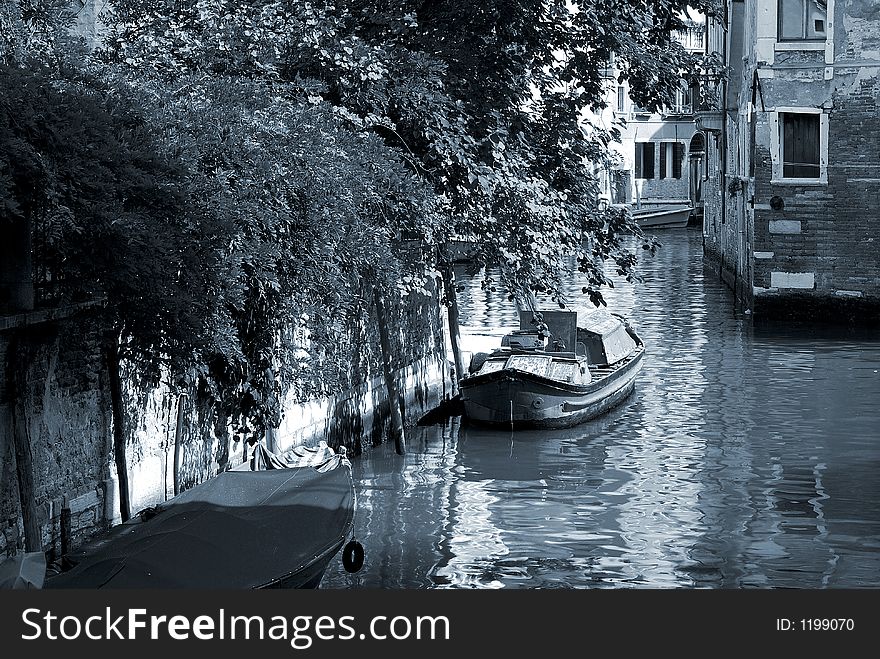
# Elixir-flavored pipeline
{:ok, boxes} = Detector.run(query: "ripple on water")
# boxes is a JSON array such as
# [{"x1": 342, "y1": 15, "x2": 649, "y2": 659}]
[{"x1": 320, "y1": 230, "x2": 880, "y2": 589}]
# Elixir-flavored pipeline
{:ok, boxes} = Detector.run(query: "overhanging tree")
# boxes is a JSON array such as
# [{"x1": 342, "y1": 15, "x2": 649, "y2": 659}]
[
  {"x1": 100, "y1": 0, "x2": 718, "y2": 349},
  {"x1": 0, "y1": 62, "x2": 225, "y2": 519},
  {"x1": 100, "y1": 0, "x2": 718, "y2": 293}
]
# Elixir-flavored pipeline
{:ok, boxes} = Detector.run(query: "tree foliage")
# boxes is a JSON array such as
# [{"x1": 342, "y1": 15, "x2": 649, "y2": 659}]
[
  {"x1": 136, "y1": 72, "x2": 438, "y2": 436},
  {"x1": 100, "y1": 0, "x2": 717, "y2": 306},
  {"x1": 0, "y1": 63, "x2": 220, "y2": 374},
  {"x1": 0, "y1": 0, "x2": 79, "y2": 66},
  {"x1": 1, "y1": 0, "x2": 719, "y2": 440}
]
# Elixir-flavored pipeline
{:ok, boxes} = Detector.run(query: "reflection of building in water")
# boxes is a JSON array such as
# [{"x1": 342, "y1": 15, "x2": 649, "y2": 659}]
[
  {"x1": 430, "y1": 479, "x2": 509, "y2": 589},
  {"x1": 739, "y1": 460, "x2": 840, "y2": 587},
  {"x1": 692, "y1": 336, "x2": 850, "y2": 588}
]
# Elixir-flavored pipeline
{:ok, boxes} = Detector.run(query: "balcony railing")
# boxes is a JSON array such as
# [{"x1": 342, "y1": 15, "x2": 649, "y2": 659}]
[{"x1": 662, "y1": 104, "x2": 694, "y2": 117}]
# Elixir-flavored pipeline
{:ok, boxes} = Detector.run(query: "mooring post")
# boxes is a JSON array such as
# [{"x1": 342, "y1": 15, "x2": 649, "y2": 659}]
[
  {"x1": 60, "y1": 496, "x2": 71, "y2": 558},
  {"x1": 438, "y1": 246, "x2": 466, "y2": 390}
]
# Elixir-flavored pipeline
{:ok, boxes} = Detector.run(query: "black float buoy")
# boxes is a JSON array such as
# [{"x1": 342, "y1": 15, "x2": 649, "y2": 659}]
[{"x1": 342, "y1": 540, "x2": 365, "y2": 573}]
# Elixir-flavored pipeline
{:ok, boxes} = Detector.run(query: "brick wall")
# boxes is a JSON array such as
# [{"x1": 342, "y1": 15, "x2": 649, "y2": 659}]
[
  {"x1": 751, "y1": 76, "x2": 880, "y2": 320},
  {"x1": 701, "y1": 122, "x2": 750, "y2": 305},
  {"x1": 703, "y1": 0, "x2": 880, "y2": 323}
]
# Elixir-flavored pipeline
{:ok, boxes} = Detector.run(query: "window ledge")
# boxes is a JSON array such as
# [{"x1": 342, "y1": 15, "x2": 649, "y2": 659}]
[
  {"x1": 775, "y1": 41, "x2": 826, "y2": 51},
  {"x1": 770, "y1": 178, "x2": 827, "y2": 186}
]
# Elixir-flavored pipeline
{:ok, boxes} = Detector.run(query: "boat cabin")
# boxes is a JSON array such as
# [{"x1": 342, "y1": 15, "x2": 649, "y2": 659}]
[
  {"x1": 517, "y1": 310, "x2": 578, "y2": 353},
  {"x1": 514, "y1": 309, "x2": 636, "y2": 366},
  {"x1": 576, "y1": 310, "x2": 637, "y2": 365}
]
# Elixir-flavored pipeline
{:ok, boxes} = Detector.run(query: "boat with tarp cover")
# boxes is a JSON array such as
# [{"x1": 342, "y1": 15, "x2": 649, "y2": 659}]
[
  {"x1": 40, "y1": 442, "x2": 362, "y2": 589},
  {"x1": 459, "y1": 309, "x2": 644, "y2": 429}
]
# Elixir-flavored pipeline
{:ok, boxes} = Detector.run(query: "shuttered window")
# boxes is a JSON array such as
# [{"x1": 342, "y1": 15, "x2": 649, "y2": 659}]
[
  {"x1": 659, "y1": 142, "x2": 684, "y2": 179},
  {"x1": 781, "y1": 112, "x2": 820, "y2": 178},
  {"x1": 635, "y1": 142, "x2": 655, "y2": 179},
  {"x1": 673, "y1": 142, "x2": 683, "y2": 179}
]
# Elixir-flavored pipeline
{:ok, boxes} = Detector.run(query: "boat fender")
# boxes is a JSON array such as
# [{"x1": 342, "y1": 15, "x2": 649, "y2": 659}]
[{"x1": 342, "y1": 540, "x2": 365, "y2": 573}]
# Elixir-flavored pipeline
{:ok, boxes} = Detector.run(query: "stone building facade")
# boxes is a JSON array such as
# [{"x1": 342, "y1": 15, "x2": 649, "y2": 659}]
[
  {"x1": 596, "y1": 12, "x2": 707, "y2": 214},
  {"x1": 700, "y1": 0, "x2": 880, "y2": 321}
]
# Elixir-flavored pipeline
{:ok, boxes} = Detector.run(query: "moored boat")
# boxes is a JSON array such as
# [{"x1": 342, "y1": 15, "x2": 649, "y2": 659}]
[
  {"x1": 43, "y1": 442, "x2": 362, "y2": 589},
  {"x1": 459, "y1": 309, "x2": 644, "y2": 429},
  {"x1": 630, "y1": 204, "x2": 693, "y2": 229}
]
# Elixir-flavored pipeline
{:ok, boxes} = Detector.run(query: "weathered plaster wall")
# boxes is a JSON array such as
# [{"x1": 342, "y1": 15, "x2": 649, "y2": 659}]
[{"x1": 0, "y1": 310, "x2": 112, "y2": 562}]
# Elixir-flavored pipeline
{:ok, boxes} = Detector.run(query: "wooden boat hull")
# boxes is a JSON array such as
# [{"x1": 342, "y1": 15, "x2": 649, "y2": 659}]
[
  {"x1": 633, "y1": 205, "x2": 692, "y2": 229},
  {"x1": 460, "y1": 348, "x2": 644, "y2": 429},
  {"x1": 265, "y1": 537, "x2": 347, "y2": 589}
]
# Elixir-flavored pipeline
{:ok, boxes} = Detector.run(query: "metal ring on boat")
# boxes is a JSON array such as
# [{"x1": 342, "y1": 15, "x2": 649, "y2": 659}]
[
  {"x1": 532, "y1": 398, "x2": 544, "y2": 409},
  {"x1": 342, "y1": 540, "x2": 365, "y2": 573}
]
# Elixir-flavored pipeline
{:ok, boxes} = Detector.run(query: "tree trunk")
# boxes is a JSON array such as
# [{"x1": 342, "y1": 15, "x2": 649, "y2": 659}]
[
  {"x1": 7, "y1": 333, "x2": 42, "y2": 552},
  {"x1": 439, "y1": 249, "x2": 466, "y2": 390},
  {"x1": 263, "y1": 367, "x2": 277, "y2": 454},
  {"x1": 173, "y1": 393, "x2": 187, "y2": 496},
  {"x1": 373, "y1": 289, "x2": 406, "y2": 455},
  {"x1": 105, "y1": 335, "x2": 131, "y2": 522}
]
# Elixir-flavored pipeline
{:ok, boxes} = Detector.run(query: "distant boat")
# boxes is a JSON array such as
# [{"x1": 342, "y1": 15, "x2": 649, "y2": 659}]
[
  {"x1": 630, "y1": 204, "x2": 693, "y2": 229},
  {"x1": 458, "y1": 309, "x2": 645, "y2": 429},
  {"x1": 44, "y1": 442, "x2": 362, "y2": 589}
]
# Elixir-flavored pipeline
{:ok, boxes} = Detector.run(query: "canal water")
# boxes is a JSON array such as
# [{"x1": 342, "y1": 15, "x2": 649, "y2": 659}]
[{"x1": 322, "y1": 227, "x2": 880, "y2": 589}]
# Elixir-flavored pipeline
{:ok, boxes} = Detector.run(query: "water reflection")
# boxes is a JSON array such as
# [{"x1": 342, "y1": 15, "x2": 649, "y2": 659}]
[{"x1": 322, "y1": 228, "x2": 880, "y2": 589}]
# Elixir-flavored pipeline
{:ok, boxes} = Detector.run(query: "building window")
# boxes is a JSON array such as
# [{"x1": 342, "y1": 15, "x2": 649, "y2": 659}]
[
  {"x1": 617, "y1": 86, "x2": 626, "y2": 113},
  {"x1": 778, "y1": 0, "x2": 827, "y2": 41},
  {"x1": 781, "y1": 112, "x2": 820, "y2": 178},
  {"x1": 771, "y1": 108, "x2": 827, "y2": 183},
  {"x1": 660, "y1": 142, "x2": 684, "y2": 179},
  {"x1": 635, "y1": 142, "x2": 655, "y2": 179}
]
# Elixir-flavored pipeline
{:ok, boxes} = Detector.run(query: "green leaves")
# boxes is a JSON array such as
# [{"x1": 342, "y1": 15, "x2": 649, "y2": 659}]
[
  {"x1": 0, "y1": 0, "x2": 80, "y2": 67},
  {"x1": 2, "y1": 0, "x2": 707, "y2": 440}
]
